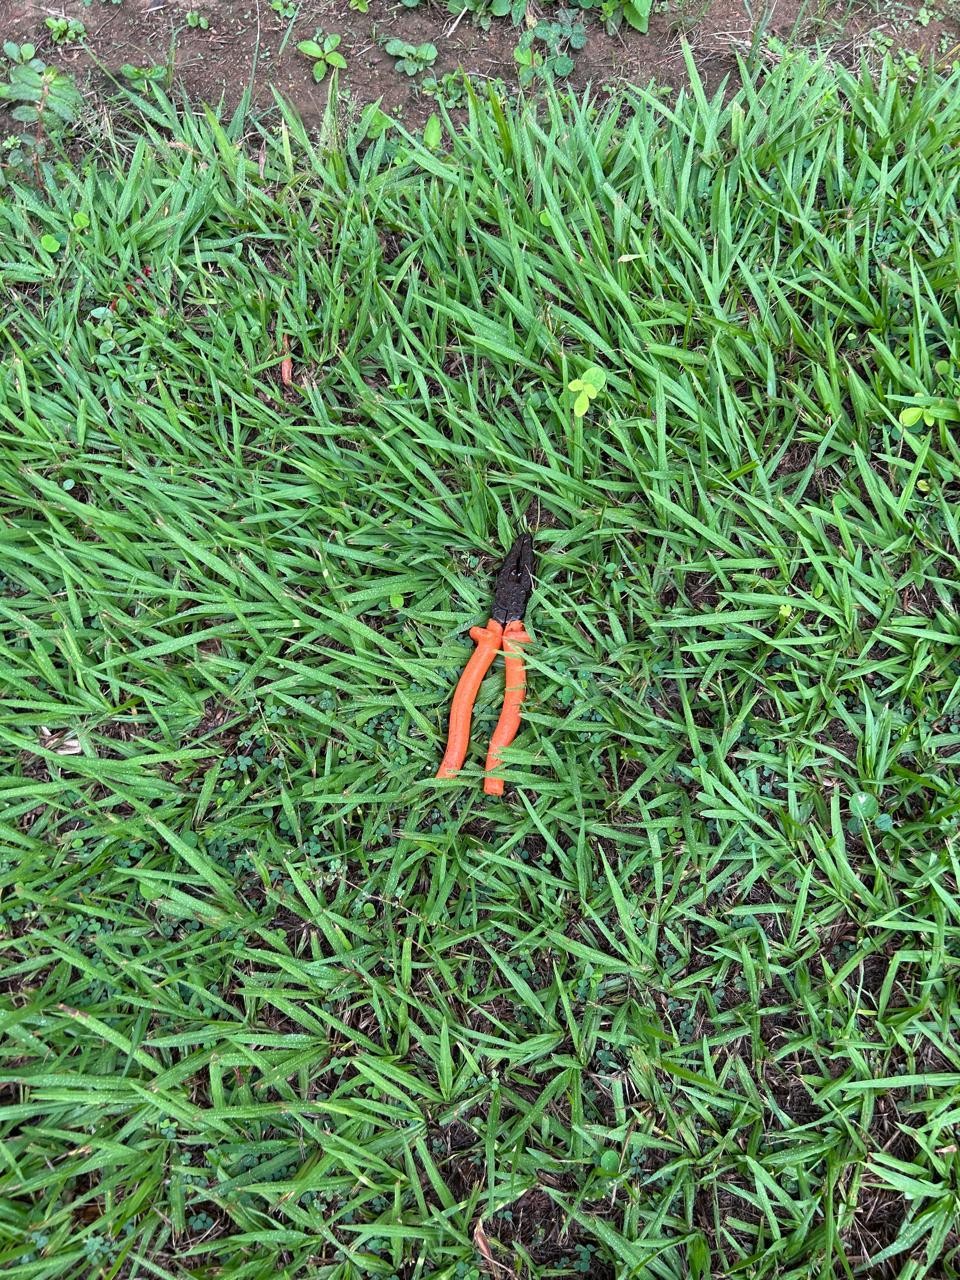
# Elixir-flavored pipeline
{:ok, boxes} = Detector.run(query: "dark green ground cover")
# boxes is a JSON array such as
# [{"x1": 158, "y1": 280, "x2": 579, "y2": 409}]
[{"x1": 2, "y1": 53, "x2": 960, "y2": 1280}]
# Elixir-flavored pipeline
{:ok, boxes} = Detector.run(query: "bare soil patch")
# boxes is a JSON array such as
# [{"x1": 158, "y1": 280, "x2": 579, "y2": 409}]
[{"x1": 5, "y1": 0, "x2": 958, "y2": 129}]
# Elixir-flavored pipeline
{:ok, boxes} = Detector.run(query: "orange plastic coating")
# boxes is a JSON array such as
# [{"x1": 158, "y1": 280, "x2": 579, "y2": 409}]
[
  {"x1": 436, "y1": 619, "x2": 503, "y2": 779},
  {"x1": 484, "y1": 619, "x2": 530, "y2": 796}
]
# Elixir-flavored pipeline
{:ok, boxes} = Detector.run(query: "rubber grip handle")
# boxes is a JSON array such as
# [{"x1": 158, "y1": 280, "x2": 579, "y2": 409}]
[
  {"x1": 484, "y1": 619, "x2": 530, "y2": 796},
  {"x1": 436, "y1": 620, "x2": 503, "y2": 779}
]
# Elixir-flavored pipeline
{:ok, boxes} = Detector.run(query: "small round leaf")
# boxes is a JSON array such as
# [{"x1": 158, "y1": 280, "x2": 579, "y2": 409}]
[
  {"x1": 423, "y1": 113, "x2": 442, "y2": 149},
  {"x1": 850, "y1": 792, "x2": 878, "y2": 821}
]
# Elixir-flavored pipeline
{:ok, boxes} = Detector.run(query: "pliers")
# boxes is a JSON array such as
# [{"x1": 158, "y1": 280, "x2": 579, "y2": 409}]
[{"x1": 436, "y1": 534, "x2": 535, "y2": 796}]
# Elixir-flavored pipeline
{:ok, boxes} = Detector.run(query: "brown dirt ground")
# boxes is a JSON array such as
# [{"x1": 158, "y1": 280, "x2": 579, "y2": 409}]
[{"x1": 4, "y1": 0, "x2": 959, "y2": 129}]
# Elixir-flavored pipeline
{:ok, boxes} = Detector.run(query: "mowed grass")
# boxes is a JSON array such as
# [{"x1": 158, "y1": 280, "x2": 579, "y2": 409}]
[{"x1": 2, "y1": 51, "x2": 960, "y2": 1280}]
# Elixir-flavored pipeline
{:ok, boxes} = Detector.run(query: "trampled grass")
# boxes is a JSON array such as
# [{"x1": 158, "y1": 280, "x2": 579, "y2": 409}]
[{"x1": 2, "y1": 52, "x2": 960, "y2": 1280}]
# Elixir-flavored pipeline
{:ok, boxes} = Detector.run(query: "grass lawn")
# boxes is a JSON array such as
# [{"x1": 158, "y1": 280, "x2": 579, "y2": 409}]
[{"x1": 2, "y1": 53, "x2": 960, "y2": 1280}]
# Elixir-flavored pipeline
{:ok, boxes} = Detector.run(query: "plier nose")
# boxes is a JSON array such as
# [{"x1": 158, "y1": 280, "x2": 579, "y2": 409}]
[
  {"x1": 491, "y1": 533, "x2": 534, "y2": 624},
  {"x1": 435, "y1": 534, "x2": 535, "y2": 796}
]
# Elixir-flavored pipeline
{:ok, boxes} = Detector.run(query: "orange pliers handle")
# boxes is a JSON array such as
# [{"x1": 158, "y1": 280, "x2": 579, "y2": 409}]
[{"x1": 436, "y1": 618, "x2": 531, "y2": 795}]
